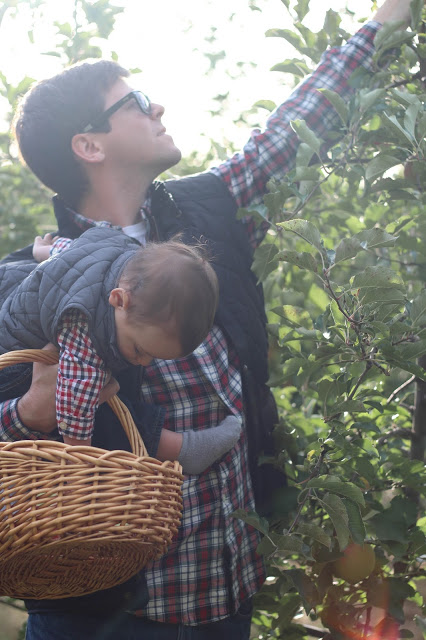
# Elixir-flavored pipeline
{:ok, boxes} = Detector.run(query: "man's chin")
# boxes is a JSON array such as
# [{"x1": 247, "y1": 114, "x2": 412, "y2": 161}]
[{"x1": 164, "y1": 148, "x2": 183, "y2": 170}]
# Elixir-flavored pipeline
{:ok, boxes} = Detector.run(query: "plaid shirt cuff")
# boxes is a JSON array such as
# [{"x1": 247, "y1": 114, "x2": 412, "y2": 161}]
[
  {"x1": 50, "y1": 236, "x2": 73, "y2": 256},
  {"x1": 0, "y1": 398, "x2": 56, "y2": 441}
]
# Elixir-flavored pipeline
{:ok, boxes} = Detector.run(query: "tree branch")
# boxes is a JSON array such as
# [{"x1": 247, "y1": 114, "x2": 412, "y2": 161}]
[{"x1": 386, "y1": 375, "x2": 416, "y2": 404}]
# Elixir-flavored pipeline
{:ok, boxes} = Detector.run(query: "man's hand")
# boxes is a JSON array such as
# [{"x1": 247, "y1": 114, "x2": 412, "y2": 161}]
[
  {"x1": 17, "y1": 344, "x2": 119, "y2": 434},
  {"x1": 373, "y1": 0, "x2": 421, "y2": 26}
]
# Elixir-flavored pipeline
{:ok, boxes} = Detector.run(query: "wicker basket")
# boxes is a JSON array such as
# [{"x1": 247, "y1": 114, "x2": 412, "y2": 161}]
[{"x1": 0, "y1": 349, "x2": 183, "y2": 600}]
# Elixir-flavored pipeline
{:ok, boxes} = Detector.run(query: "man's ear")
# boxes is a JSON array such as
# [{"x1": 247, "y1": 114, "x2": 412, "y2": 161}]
[
  {"x1": 109, "y1": 288, "x2": 130, "y2": 310},
  {"x1": 71, "y1": 133, "x2": 105, "y2": 164}
]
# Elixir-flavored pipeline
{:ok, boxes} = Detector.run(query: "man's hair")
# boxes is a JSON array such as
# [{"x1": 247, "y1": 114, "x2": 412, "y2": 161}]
[
  {"x1": 120, "y1": 240, "x2": 219, "y2": 356},
  {"x1": 13, "y1": 60, "x2": 129, "y2": 210}
]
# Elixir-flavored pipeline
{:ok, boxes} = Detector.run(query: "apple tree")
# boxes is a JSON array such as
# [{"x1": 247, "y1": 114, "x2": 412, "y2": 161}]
[{"x1": 237, "y1": 1, "x2": 426, "y2": 638}]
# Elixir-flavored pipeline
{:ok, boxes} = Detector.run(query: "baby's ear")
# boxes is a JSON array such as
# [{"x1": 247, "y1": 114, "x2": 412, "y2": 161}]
[{"x1": 109, "y1": 288, "x2": 130, "y2": 310}]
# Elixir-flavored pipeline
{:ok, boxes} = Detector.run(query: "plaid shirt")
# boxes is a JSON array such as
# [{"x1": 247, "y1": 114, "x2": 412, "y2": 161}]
[{"x1": 0, "y1": 22, "x2": 379, "y2": 623}]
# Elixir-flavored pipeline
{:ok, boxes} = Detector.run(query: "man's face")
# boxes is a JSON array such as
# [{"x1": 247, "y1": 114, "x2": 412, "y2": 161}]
[{"x1": 99, "y1": 79, "x2": 182, "y2": 178}]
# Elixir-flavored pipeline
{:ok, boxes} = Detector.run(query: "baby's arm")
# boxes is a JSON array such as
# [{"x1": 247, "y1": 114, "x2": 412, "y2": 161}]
[
  {"x1": 57, "y1": 310, "x2": 108, "y2": 446},
  {"x1": 157, "y1": 416, "x2": 242, "y2": 474},
  {"x1": 33, "y1": 234, "x2": 73, "y2": 263}
]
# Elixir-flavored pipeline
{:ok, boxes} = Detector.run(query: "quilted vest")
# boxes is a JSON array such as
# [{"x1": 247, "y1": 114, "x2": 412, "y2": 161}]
[
  {"x1": 152, "y1": 173, "x2": 269, "y2": 386},
  {"x1": 0, "y1": 227, "x2": 138, "y2": 373}
]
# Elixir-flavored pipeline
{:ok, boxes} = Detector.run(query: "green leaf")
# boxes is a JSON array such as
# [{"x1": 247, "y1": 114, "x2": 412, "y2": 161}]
[
  {"x1": 374, "y1": 22, "x2": 414, "y2": 52},
  {"x1": 256, "y1": 536, "x2": 277, "y2": 557},
  {"x1": 294, "y1": 0, "x2": 310, "y2": 21},
  {"x1": 232, "y1": 509, "x2": 269, "y2": 535},
  {"x1": 281, "y1": 357, "x2": 305, "y2": 379},
  {"x1": 417, "y1": 112, "x2": 426, "y2": 142},
  {"x1": 370, "y1": 511, "x2": 409, "y2": 543},
  {"x1": 365, "y1": 155, "x2": 402, "y2": 182},
  {"x1": 358, "y1": 88, "x2": 386, "y2": 113},
  {"x1": 334, "y1": 236, "x2": 363, "y2": 264},
  {"x1": 343, "y1": 498, "x2": 366, "y2": 545},
  {"x1": 290, "y1": 119, "x2": 323, "y2": 155},
  {"x1": 294, "y1": 166, "x2": 320, "y2": 181},
  {"x1": 391, "y1": 89, "x2": 422, "y2": 108},
  {"x1": 277, "y1": 219, "x2": 323, "y2": 251},
  {"x1": 295, "y1": 523, "x2": 332, "y2": 548},
  {"x1": 307, "y1": 476, "x2": 365, "y2": 507},
  {"x1": 287, "y1": 569, "x2": 320, "y2": 614},
  {"x1": 352, "y1": 266, "x2": 404, "y2": 291},
  {"x1": 374, "y1": 20, "x2": 404, "y2": 48},
  {"x1": 317, "y1": 492, "x2": 350, "y2": 550},
  {"x1": 323, "y1": 9, "x2": 341, "y2": 36},
  {"x1": 238, "y1": 203, "x2": 269, "y2": 224},
  {"x1": 352, "y1": 457, "x2": 376, "y2": 484},
  {"x1": 381, "y1": 113, "x2": 415, "y2": 146},
  {"x1": 271, "y1": 60, "x2": 310, "y2": 77},
  {"x1": 257, "y1": 532, "x2": 305, "y2": 557},
  {"x1": 395, "y1": 339, "x2": 426, "y2": 360},
  {"x1": 253, "y1": 99, "x2": 276, "y2": 112},
  {"x1": 317, "y1": 88, "x2": 349, "y2": 125},
  {"x1": 277, "y1": 249, "x2": 318, "y2": 272},
  {"x1": 296, "y1": 142, "x2": 316, "y2": 166},
  {"x1": 252, "y1": 243, "x2": 279, "y2": 282},
  {"x1": 410, "y1": 290, "x2": 426, "y2": 326},
  {"x1": 360, "y1": 287, "x2": 406, "y2": 306},
  {"x1": 270, "y1": 305, "x2": 312, "y2": 328},
  {"x1": 355, "y1": 228, "x2": 398, "y2": 249},
  {"x1": 385, "y1": 357, "x2": 426, "y2": 380},
  {"x1": 411, "y1": 0, "x2": 424, "y2": 29},
  {"x1": 404, "y1": 103, "x2": 421, "y2": 140},
  {"x1": 328, "y1": 399, "x2": 367, "y2": 416},
  {"x1": 266, "y1": 28, "x2": 308, "y2": 56}
]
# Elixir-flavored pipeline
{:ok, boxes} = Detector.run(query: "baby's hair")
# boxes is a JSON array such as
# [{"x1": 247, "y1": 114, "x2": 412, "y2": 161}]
[{"x1": 119, "y1": 239, "x2": 219, "y2": 355}]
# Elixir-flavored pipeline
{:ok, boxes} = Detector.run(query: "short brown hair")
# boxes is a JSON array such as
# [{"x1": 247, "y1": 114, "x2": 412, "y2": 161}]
[
  {"x1": 120, "y1": 240, "x2": 219, "y2": 355},
  {"x1": 13, "y1": 60, "x2": 128, "y2": 210}
]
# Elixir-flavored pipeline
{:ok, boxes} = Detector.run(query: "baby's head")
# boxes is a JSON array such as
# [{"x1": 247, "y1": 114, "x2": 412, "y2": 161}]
[{"x1": 109, "y1": 239, "x2": 219, "y2": 366}]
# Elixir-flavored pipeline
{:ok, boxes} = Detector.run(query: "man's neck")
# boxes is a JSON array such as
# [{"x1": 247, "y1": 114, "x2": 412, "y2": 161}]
[{"x1": 78, "y1": 173, "x2": 154, "y2": 227}]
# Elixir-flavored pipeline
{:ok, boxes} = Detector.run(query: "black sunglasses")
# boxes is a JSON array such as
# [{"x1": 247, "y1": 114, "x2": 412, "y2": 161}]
[{"x1": 82, "y1": 90, "x2": 152, "y2": 133}]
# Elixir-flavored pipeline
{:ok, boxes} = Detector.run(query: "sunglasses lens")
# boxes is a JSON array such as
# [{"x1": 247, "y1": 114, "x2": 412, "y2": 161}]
[{"x1": 136, "y1": 92, "x2": 151, "y2": 114}]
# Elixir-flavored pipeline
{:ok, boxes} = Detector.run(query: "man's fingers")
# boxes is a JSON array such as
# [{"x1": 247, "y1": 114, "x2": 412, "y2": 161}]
[
  {"x1": 99, "y1": 377, "x2": 120, "y2": 404},
  {"x1": 41, "y1": 342, "x2": 59, "y2": 354}
]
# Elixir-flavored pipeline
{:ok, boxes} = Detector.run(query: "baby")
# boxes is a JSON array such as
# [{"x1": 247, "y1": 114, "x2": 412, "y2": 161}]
[{"x1": 0, "y1": 227, "x2": 241, "y2": 474}]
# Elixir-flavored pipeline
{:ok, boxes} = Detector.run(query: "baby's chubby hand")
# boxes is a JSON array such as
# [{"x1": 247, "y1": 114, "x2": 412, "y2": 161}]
[{"x1": 33, "y1": 233, "x2": 54, "y2": 263}]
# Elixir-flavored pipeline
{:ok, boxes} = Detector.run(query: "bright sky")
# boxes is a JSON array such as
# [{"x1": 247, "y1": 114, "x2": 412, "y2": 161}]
[{"x1": 0, "y1": 0, "x2": 375, "y2": 158}]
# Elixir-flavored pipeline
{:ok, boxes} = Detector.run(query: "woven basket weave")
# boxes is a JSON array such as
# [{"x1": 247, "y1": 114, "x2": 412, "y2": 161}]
[{"x1": 0, "y1": 349, "x2": 183, "y2": 600}]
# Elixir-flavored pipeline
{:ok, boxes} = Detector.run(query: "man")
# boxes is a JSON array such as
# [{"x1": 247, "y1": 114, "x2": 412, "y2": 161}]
[{"x1": 0, "y1": 0, "x2": 414, "y2": 638}]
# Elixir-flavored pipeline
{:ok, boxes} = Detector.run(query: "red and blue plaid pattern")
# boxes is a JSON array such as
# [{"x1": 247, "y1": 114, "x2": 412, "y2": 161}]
[{"x1": 56, "y1": 311, "x2": 107, "y2": 440}]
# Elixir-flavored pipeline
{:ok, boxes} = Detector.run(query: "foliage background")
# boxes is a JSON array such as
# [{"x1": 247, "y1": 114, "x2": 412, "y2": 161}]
[{"x1": 0, "y1": 1, "x2": 425, "y2": 639}]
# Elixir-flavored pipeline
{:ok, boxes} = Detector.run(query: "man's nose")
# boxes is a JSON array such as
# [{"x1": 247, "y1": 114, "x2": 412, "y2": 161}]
[{"x1": 150, "y1": 102, "x2": 165, "y2": 119}]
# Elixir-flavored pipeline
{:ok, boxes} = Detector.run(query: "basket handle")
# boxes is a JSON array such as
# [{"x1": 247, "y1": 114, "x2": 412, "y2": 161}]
[{"x1": 0, "y1": 349, "x2": 148, "y2": 457}]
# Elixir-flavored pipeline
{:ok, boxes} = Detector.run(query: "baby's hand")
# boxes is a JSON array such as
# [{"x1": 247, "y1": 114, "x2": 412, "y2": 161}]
[{"x1": 33, "y1": 233, "x2": 54, "y2": 263}]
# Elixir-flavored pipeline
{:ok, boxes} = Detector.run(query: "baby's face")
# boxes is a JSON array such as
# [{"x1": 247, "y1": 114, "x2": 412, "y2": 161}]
[{"x1": 114, "y1": 311, "x2": 183, "y2": 366}]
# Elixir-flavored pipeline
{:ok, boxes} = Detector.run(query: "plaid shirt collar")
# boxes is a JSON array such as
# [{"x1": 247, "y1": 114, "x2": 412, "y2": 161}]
[{"x1": 52, "y1": 193, "x2": 153, "y2": 237}]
